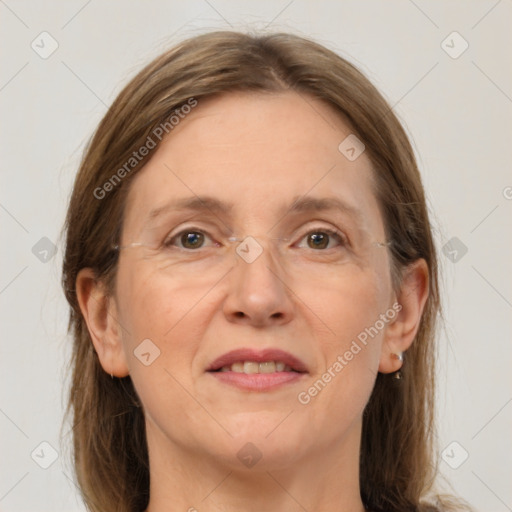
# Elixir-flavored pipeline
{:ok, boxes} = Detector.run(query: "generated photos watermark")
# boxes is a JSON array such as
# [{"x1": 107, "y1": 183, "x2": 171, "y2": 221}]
[
  {"x1": 297, "y1": 302, "x2": 402, "y2": 405},
  {"x1": 93, "y1": 97, "x2": 198, "y2": 200}
]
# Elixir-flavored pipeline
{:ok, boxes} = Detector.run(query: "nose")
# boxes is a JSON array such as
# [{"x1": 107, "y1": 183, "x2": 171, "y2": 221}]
[{"x1": 222, "y1": 239, "x2": 294, "y2": 328}]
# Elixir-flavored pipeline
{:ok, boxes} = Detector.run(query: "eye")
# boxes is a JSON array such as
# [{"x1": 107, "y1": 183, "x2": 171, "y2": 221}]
[
  {"x1": 295, "y1": 228, "x2": 347, "y2": 250},
  {"x1": 164, "y1": 228, "x2": 217, "y2": 250}
]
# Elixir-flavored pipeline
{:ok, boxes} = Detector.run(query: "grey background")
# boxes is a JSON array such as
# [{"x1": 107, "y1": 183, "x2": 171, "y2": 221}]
[{"x1": 1, "y1": 1, "x2": 511, "y2": 511}]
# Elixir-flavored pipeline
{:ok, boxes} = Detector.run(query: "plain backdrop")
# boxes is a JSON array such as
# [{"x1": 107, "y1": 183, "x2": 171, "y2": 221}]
[{"x1": 1, "y1": 1, "x2": 511, "y2": 511}]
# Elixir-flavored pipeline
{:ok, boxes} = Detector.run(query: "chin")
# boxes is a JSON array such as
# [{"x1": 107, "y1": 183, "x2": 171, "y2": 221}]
[
  {"x1": 205, "y1": 417, "x2": 307, "y2": 464},
  {"x1": 210, "y1": 436, "x2": 307, "y2": 472}
]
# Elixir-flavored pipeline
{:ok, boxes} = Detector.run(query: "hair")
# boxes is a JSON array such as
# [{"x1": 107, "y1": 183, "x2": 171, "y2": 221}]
[{"x1": 61, "y1": 30, "x2": 470, "y2": 512}]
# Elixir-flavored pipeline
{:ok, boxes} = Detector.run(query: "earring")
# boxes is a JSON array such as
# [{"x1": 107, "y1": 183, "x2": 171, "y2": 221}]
[
  {"x1": 391, "y1": 352, "x2": 403, "y2": 362},
  {"x1": 391, "y1": 352, "x2": 403, "y2": 379},
  {"x1": 110, "y1": 373, "x2": 114, "y2": 379}
]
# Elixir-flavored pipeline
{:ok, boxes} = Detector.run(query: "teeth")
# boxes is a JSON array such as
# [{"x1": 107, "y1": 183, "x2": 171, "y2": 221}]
[
  {"x1": 259, "y1": 361, "x2": 276, "y2": 373},
  {"x1": 231, "y1": 362, "x2": 244, "y2": 373},
  {"x1": 220, "y1": 361, "x2": 294, "y2": 374},
  {"x1": 243, "y1": 361, "x2": 259, "y2": 374}
]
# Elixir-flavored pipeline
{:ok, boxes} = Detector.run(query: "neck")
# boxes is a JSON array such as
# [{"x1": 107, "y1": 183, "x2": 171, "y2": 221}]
[{"x1": 144, "y1": 419, "x2": 366, "y2": 512}]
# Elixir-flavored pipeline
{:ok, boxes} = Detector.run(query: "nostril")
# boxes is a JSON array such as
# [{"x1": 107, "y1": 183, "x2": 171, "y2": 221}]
[{"x1": 234, "y1": 311, "x2": 245, "y2": 318}]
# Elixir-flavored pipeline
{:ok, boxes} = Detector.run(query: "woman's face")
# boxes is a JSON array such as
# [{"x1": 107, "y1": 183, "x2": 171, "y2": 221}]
[{"x1": 112, "y1": 91, "x2": 398, "y2": 469}]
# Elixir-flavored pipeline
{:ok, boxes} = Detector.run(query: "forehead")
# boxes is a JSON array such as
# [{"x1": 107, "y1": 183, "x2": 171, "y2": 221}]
[{"x1": 122, "y1": 91, "x2": 384, "y2": 237}]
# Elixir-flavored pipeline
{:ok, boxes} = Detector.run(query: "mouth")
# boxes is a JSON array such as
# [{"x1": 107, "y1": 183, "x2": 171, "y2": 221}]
[
  {"x1": 213, "y1": 361, "x2": 300, "y2": 374},
  {"x1": 206, "y1": 348, "x2": 308, "y2": 391}
]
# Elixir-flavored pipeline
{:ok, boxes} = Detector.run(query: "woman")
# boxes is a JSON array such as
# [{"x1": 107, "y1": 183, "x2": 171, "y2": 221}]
[{"x1": 61, "y1": 31, "x2": 471, "y2": 512}]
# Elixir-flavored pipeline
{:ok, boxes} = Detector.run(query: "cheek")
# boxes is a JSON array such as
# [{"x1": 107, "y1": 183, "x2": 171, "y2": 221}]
[
  {"x1": 116, "y1": 259, "x2": 211, "y2": 337},
  {"x1": 114, "y1": 261, "x2": 219, "y2": 379},
  {"x1": 295, "y1": 265, "x2": 390, "y2": 416},
  {"x1": 307, "y1": 261, "x2": 391, "y2": 342},
  {"x1": 113, "y1": 264, "x2": 213, "y2": 429}
]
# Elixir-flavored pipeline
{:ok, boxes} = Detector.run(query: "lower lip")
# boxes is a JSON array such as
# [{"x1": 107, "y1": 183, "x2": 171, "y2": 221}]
[{"x1": 208, "y1": 371, "x2": 305, "y2": 391}]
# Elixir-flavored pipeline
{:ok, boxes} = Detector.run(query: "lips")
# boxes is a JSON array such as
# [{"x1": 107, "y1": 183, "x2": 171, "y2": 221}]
[
  {"x1": 207, "y1": 348, "x2": 308, "y2": 392},
  {"x1": 206, "y1": 348, "x2": 308, "y2": 374}
]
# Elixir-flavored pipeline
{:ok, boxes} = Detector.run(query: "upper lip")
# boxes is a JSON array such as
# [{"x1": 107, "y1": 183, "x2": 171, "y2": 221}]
[{"x1": 207, "y1": 348, "x2": 309, "y2": 373}]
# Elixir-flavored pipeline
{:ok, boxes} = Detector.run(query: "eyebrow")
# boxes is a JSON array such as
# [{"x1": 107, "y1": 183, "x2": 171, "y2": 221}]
[
  {"x1": 145, "y1": 195, "x2": 365, "y2": 226},
  {"x1": 287, "y1": 196, "x2": 364, "y2": 224},
  {"x1": 147, "y1": 196, "x2": 233, "y2": 220}
]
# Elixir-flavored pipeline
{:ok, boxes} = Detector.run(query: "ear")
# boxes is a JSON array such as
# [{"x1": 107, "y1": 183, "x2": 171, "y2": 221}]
[
  {"x1": 75, "y1": 268, "x2": 130, "y2": 378},
  {"x1": 379, "y1": 258, "x2": 429, "y2": 374}
]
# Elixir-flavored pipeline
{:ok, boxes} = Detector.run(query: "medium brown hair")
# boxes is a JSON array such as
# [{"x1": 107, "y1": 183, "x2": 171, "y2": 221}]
[{"x1": 62, "y1": 30, "x2": 468, "y2": 512}]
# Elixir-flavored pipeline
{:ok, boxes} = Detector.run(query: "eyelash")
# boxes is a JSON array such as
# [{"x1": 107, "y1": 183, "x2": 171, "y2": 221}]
[{"x1": 163, "y1": 226, "x2": 348, "y2": 251}]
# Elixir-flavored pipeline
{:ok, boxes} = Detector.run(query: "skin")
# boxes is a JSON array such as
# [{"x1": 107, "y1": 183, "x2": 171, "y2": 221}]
[{"x1": 77, "y1": 91, "x2": 428, "y2": 512}]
